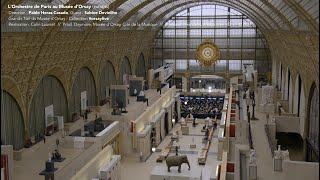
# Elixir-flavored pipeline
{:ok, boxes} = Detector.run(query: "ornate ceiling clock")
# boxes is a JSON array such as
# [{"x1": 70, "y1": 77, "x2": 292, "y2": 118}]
[{"x1": 196, "y1": 39, "x2": 220, "y2": 67}]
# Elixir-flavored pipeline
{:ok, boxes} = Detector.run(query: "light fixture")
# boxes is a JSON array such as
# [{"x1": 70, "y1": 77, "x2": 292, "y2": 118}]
[
  {"x1": 199, "y1": 80, "x2": 201, "y2": 83},
  {"x1": 208, "y1": 86, "x2": 212, "y2": 90},
  {"x1": 152, "y1": 147, "x2": 156, "y2": 152},
  {"x1": 193, "y1": 89, "x2": 195, "y2": 92},
  {"x1": 172, "y1": 118, "x2": 175, "y2": 123},
  {"x1": 184, "y1": 101, "x2": 187, "y2": 105}
]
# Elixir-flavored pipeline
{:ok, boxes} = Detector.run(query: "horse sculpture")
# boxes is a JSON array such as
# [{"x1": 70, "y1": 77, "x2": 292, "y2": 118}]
[{"x1": 166, "y1": 155, "x2": 190, "y2": 173}]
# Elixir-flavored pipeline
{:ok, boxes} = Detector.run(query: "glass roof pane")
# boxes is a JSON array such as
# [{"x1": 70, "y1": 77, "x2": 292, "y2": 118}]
[{"x1": 152, "y1": 4, "x2": 271, "y2": 74}]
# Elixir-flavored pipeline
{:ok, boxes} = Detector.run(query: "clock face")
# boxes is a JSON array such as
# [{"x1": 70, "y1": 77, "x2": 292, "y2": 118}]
[
  {"x1": 202, "y1": 47, "x2": 214, "y2": 60},
  {"x1": 196, "y1": 39, "x2": 220, "y2": 67}
]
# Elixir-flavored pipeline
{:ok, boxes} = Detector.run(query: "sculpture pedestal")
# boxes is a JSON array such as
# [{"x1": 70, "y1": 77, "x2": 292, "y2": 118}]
[
  {"x1": 273, "y1": 158, "x2": 282, "y2": 171},
  {"x1": 150, "y1": 166, "x2": 201, "y2": 180},
  {"x1": 248, "y1": 164, "x2": 257, "y2": 180}
]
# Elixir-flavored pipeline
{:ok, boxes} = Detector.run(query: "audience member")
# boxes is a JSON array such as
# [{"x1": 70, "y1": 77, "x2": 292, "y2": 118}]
[{"x1": 181, "y1": 96, "x2": 224, "y2": 118}]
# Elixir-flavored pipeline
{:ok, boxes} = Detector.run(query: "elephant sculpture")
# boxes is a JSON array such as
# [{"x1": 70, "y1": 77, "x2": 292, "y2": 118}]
[{"x1": 166, "y1": 155, "x2": 190, "y2": 173}]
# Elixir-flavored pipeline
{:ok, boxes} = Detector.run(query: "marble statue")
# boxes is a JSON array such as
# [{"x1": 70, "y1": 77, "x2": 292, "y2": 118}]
[
  {"x1": 282, "y1": 150, "x2": 289, "y2": 159},
  {"x1": 274, "y1": 145, "x2": 282, "y2": 159},
  {"x1": 274, "y1": 145, "x2": 289, "y2": 160},
  {"x1": 249, "y1": 149, "x2": 256, "y2": 164},
  {"x1": 206, "y1": 117, "x2": 211, "y2": 123},
  {"x1": 180, "y1": 117, "x2": 186, "y2": 124},
  {"x1": 138, "y1": 91, "x2": 145, "y2": 96},
  {"x1": 166, "y1": 155, "x2": 190, "y2": 173},
  {"x1": 48, "y1": 152, "x2": 52, "y2": 162},
  {"x1": 134, "y1": 89, "x2": 137, "y2": 95},
  {"x1": 173, "y1": 132, "x2": 177, "y2": 137}
]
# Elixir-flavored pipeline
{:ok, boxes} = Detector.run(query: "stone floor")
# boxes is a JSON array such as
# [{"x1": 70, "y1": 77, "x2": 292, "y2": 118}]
[
  {"x1": 121, "y1": 122, "x2": 221, "y2": 180},
  {"x1": 13, "y1": 108, "x2": 221, "y2": 180},
  {"x1": 12, "y1": 113, "x2": 98, "y2": 180},
  {"x1": 249, "y1": 106, "x2": 286, "y2": 180},
  {"x1": 12, "y1": 90, "x2": 298, "y2": 180}
]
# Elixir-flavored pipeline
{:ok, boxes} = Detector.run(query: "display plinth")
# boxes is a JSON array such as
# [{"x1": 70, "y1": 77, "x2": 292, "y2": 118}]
[{"x1": 150, "y1": 166, "x2": 201, "y2": 180}]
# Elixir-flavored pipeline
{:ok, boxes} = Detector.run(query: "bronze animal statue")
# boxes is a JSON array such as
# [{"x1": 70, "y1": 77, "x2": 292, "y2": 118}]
[{"x1": 166, "y1": 155, "x2": 190, "y2": 173}]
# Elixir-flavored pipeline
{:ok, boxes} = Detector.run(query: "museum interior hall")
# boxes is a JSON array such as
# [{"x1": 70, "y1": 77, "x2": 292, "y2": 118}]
[{"x1": 1, "y1": 0, "x2": 319, "y2": 180}]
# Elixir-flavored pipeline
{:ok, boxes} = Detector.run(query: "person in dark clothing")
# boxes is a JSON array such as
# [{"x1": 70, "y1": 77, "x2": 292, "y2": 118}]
[
  {"x1": 213, "y1": 121, "x2": 218, "y2": 129},
  {"x1": 205, "y1": 129, "x2": 209, "y2": 139},
  {"x1": 192, "y1": 118, "x2": 196, "y2": 127}
]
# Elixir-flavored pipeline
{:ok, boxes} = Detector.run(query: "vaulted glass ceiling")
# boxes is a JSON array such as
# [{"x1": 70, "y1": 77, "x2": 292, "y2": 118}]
[
  {"x1": 2, "y1": 0, "x2": 319, "y2": 34},
  {"x1": 151, "y1": 5, "x2": 270, "y2": 76}
]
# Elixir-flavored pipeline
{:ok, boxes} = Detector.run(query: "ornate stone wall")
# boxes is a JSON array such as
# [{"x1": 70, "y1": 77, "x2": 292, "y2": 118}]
[{"x1": 1, "y1": 30, "x2": 155, "y2": 138}]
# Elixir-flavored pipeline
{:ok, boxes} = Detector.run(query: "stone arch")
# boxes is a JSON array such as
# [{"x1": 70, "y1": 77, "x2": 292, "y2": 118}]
[
  {"x1": 1, "y1": 76, "x2": 27, "y2": 129},
  {"x1": 119, "y1": 56, "x2": 132, "y2": 84},
  {"x1": 28, "y1": 75, "x2": 68, "y2": 138},
  {"x1": 136, "y1": 53, "x2": 147, "y2": 79},
  {"x1": 293, "y1": 74, "x2": 306, "y2": 137},
  {"x1": 305, "y1": 82, "x2": 319, "y2": 162},
  {"x1": 70, "y1": 67, "x2": 97, "y2": 121},
  {"x1": 99, "y1": 60, "x2": 116, "y2": 102},
  {"x1": 44, "y1": 66, "x2": 68, "y2": 96},
  {"x1": 1, "y1": 90, "x2": 25, "y2": 150}
]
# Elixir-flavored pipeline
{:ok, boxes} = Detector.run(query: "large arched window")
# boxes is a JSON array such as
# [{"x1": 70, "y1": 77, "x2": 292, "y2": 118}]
[
  {"x1": 1, "y1": 90, "x2": 25, "y2": 150},
  {"x1": 29, "y1": 75, "x2": 68, "y2": 137},
  {"x1": 152, "y1": 5, "x2": 270, "y2": 75}
]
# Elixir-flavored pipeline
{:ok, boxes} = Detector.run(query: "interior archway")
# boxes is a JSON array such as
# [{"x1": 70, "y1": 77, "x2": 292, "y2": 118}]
[
  {"x1": 70, "y1": 67, "x2": 97, "y2": 120},
  {"x1": 1, "y1": 90, "x2": 25, "y2": 150},
  {"x1": 293, "y1": 74, "x2": 306, "y2": 137},
  {"x1": 99, "y1": 61, "x2": 116, "y2": 103},
  {"x1": 120, "y1": 57, "x2": 132, "y2": 84},
  {"x1": 306, "y1": 82, "x2": 319, "y2": 162},
  {"x1": 278, "y1": 63, "x2": 283, "y2": 91},
  {"x1": 29, "y1": 75, "x2": 68, "y2": 137},
  {"x1": 136, "y1": 53, "x2": 146, "y2": 79}
]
